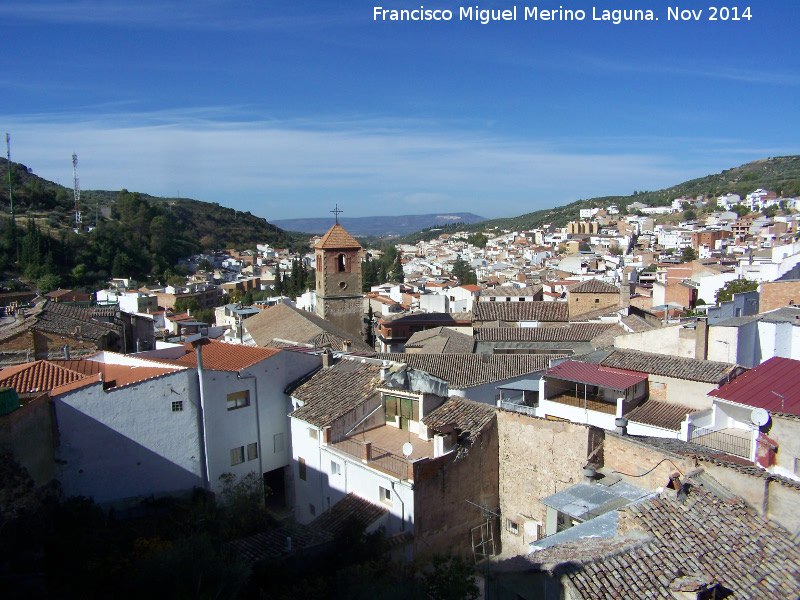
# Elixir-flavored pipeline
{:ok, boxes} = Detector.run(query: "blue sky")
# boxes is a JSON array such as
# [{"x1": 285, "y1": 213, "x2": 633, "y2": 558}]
[{"x1": 2, "y1": 1, "x2": 798, "y2": 221}]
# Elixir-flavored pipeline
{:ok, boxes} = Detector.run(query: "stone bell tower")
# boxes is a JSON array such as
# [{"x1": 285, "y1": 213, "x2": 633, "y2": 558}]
[{"x1": 314, "y1": 215, "x2": 364, "y2": 339}]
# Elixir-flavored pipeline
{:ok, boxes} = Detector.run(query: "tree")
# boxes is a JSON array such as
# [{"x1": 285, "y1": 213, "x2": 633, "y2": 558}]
[
  {"x1": 37, "y1": 273, "x2": 61, "y2": 294},
  {"x1": 421, "y1": 554, "x2": 480, "y2": 600},
  {"x1": 715, "y1": 278, "x2": 758, "y2": 304},
  {"x1": 451, "y1": 256, "x2": 477, "y2": 285},
  {"x1": 197, "y1": 258, "x2": 212, "y2": 272},
  {"x1": 681, "y1": 247, "x2": 697, "y2": 263},
  {"x1": 174, "y1": 297, "x2": 200, "y2": 314},
  {"x1": 467, "y1": 232, "x2": 488, "y2": 249},
  {"x1": 684, "y1": 209, "x2": 697, "y2": 221},
  {"x1": 730, "y1": 204, "x2": 751, "y2": 217},
  {"x1": 391, "y1": 253, "x2": 404, "y2": 283},
  {"x1": 608, "y1": 244, "x2": 623, "y2": 256}
]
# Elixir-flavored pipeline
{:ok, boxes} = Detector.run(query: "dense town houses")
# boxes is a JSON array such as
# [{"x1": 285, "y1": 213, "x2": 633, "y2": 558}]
[{"x1": 3, "y1": 199, "x2": 800, "y2": 595}]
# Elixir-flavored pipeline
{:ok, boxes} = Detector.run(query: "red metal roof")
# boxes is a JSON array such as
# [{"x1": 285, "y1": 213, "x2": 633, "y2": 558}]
[
  {"x1": 542, "y1": 360, "x2": 648, "y2": 391},
  {"x1": 708, "y1": 357, "x2": 800, "y2": 415}
]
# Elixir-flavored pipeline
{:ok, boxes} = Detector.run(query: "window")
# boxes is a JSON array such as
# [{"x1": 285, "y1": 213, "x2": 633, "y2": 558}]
[
  {"x1": 594, "y1": 298, "x2": 600, "y2": 304},
  {"x1": 298, "y1": 457, "x2": 307, "y2": 481},
  {"x1": 379, "y1": 486, "x2": 392, "y2": 505},
  {"x1": 171, "y1": 400, "x2": 183, "y2": 412},
  {"x1": 230, "y1": 446, "x2": 245, "y2": 466},
  {"x1": 309, "y1": 428, "x2": 318, "y2": 440},
  {"x1": 331, "y1": 461, "x2": 341, "y2": 475},
  {"x1": 274, "y1": 433, "x2": 285, "y2": 453},
  {"x1": 226, "y1": 390, "x2": 250, "y2": 411},
  {"x1": 247, "y1": 442, "x2": 258, "y2": 461},
  {"x1": 309, "y1": 503, "x2": 316, "y2": 516},
  {"x1": 337, "y1": 253, "x2": 347, "y2": 272},
  {"x1": 506, "y1": 519, "x2": 519, "y2": 535}
]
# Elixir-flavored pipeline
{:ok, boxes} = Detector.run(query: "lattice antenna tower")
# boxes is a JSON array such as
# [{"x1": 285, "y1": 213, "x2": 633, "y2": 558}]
[
  {"x1": 5, "y1": 133, "x2": 14, "y2": 223},
  {"x1": 72, "y1": 152, "x2": 82, "y2": 226}
]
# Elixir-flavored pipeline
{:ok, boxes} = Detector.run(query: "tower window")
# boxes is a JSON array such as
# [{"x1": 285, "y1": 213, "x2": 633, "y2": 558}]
[{"x1": 338, "y1": 253, "x2": 347, "y2": 272}]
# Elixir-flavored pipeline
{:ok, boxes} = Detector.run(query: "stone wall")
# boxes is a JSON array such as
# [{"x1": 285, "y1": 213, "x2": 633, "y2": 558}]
[
  {"x1": 602, "y1": 433, "x2": 696, "y2": 491},
  {"x1": 497, "y1": 411, "x2": 599, "y2": 556},
  {"x1": 0, "y1": 394, "x2": 56, "y2": 486},
  {"x1": 414, "y1": 415, "x2": 499, "y2": 558}
]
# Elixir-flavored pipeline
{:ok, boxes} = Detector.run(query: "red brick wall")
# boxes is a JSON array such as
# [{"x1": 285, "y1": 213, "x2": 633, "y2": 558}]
[{"x1": 760, "y1": 281, "x2": 800, "y2": 313}]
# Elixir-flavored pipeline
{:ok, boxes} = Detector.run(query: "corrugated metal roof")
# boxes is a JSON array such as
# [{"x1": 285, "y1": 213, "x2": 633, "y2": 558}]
[
  {"x1": 541, "y1": 360, "x2": 648, "y2": 391},
  {"x1": 708, "y1": 356, "x2": 800, "y2": 415}
]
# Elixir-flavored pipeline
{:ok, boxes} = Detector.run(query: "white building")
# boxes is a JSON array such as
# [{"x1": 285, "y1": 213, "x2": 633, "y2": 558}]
[{"x1": 52, "y1": 341, "x2": 321, "y2": 504}]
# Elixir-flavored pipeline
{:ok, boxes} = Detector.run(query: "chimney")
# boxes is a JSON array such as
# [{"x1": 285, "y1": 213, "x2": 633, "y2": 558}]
[
  {"x1": 615, "y1": 417, "x2": 628, "y2": 435},
  {"x1": 321, "y1": 349, "x2": 333, "y2": 368},
  {"x1": 619, "y1": 272, "x2": 631, "y2": 309},
  {"x1": 343, "y1": 339, "x2": 352, "y2": 352},
  {"x1": 583, "y1": 464, "x2": 597, "y2": 484},
  {"x1": 380, "y1": 361, "x2": 391, "y2": 381},
  {"x1": 63, "y1": 344, "x2": 70, "y2": 360},
  {"x1": 695, "y1": 316, "x2": 709, "y2": 360}
]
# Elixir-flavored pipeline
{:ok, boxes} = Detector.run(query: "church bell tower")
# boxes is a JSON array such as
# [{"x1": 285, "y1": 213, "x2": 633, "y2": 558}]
[{"x1": 314, "y1": 215, "x2": 364, "y2": 339}]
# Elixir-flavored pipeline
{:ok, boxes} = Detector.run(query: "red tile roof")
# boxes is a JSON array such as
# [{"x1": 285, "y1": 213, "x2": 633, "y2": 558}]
[
  {"x1": 167, "y1": 339, "x2": 282, "y2": 371},
  {"x1": 708, "y1": 357, "x2": 800, "y2": 415},
  {"x1": 316, "y1": 223, "x2": 362, "y2": 249},
  {"x1": 0, "y1": 360, "x2": 86, "y2": 394},
  {"x1": 542, "y1": 360, "x2": 648, "y2": 391}
]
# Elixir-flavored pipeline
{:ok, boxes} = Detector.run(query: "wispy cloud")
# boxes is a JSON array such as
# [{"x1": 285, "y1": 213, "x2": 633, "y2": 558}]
[
  {"x1": 3, "y1": 109, "x2": 767, "y2": 219},
  {"x1": 0, "y1": 1, "x2": 360, "y2": 32}
]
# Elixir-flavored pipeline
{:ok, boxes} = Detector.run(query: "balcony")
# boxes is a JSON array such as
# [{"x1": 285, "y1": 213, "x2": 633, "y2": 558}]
[
  {"x1": 688, "y1": 425, "x2": 752, "y2": 459},
  {"x1": 331, "y1": 425, "x2": 433, "y2": 481},
  {"x1": 545, "y1": 392, "x2": 617, "y2": 415}
]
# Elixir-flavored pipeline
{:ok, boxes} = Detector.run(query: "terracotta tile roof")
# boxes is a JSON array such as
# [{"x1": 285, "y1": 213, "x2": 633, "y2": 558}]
[
  {"x1": 475, "y1": 323, "x2": 616, "y2": 342},
  {"x1": 0, "y1": 300, "x2": 121, "y2": 347},
  {"x1": 568, "y1": 280, "x2": 620, "y2": 294},
  {"x1": 422, "y1": 397, "x2": 496, "y2": 446},
  {"x1": 166, "y1": 339, "x2": 281, "y2": 371},
  {"x1": 376, "y1": 353, "x2": 559, "y2": 389},
  {"x1": 228, "y1": 522, "x2": 334, "y2": 562},
  {"x1": 625, "y1": 399, "x2": 697, "y2": 431},
  {"x1": 51, "y1": 358, "x2": 184, "y2": 390},
  {"x1": 503, "y1": 485, "x2": 800, "y2": 599},
  {"x1": 310, "y1": 492, "x2": 388, "y2": 537},
  {"x1": 0, "y1": 360, "x2": 86, "y2": 394},
  {"x1": 473, "y1": 301, "x2": 569, "y2": 323},
  {"x1": 316, "y1": 223, "x2": 362, "y2": 249},
  {"x1": 541, "y1": 360, "x2": 648, "y2": 391},
  {"x1": 708, "y1": 357, "x2": 800, "y2": 415},
  {"x1": 404, "y1": 327, "x2": 475, "y2": 354},
  {"x1": 599, "y1": 349, "x2": 741, "y2": 384},
  {"x1": 243, "y1": 303, "x2": 374, "y2": 354},
  {"x1": 290, "y1": 359, "x2": 382, "y2": 428}
]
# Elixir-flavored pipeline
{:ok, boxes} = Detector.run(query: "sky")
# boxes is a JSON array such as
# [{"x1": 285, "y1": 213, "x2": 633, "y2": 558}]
[{"x1": 2, "y1": 1, "x2": 799, "y2": 222}]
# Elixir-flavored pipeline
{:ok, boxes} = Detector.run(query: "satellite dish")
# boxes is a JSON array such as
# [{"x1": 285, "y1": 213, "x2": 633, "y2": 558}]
[
  {"x1": 402, "y1": 442, "x2": 413, "y2": 457},
  {"x1": 751, "y1": 408, "x2": 770, "y2": 427}
]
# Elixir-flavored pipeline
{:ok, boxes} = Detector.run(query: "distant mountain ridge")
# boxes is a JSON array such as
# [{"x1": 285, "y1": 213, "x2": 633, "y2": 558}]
[{"x1": 272, "y1": 213, "x2": 487, "y2": 236}]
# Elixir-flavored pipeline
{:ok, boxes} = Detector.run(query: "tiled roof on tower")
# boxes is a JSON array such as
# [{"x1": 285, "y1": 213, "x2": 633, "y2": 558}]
[{"x1": 316, "y1": 223, "x2": 362, "y2": 249}]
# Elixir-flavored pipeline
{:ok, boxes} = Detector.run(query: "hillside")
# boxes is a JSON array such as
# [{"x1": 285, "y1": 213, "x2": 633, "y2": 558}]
[
  {"x1": 272, "y1": 213, "x2": 486, "y2": 237},
  {"x1": 399, "y1": 155, "x2": 800, "y2": 242},
  {"x1": 0, "y1": 158, "x2": 305, "y2": 250},
  {"x1": 0, "y1": 158, "x2": 306, "y2": 290}
]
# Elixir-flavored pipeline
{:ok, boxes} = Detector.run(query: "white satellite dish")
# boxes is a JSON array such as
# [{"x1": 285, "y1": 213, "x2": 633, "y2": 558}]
[
  {"x1": 402, "y1": 442, "x2": 413, "y2": 457},
  {"x1": 751, "y1": 407, "x2": 770, "y2": 427}
]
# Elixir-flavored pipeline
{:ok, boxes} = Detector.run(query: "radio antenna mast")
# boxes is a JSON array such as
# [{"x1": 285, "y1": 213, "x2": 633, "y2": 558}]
[
  {"x1": 5, "y1": 134, "x2": 14, "y2": 224},
  {"x1": 72, "y1": 153, "x2": 81, "y2": 228}
]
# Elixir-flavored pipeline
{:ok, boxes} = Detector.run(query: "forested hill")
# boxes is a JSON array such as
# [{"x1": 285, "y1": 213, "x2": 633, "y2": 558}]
[
  {"x1": 0, "y1": 158, "x2": 305, "y2": 291},
  {"x1": 399, "y1": 155, "x2": 800, "y2": 243}
]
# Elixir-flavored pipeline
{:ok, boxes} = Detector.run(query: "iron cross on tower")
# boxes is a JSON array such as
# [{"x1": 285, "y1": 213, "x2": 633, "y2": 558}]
[{"x1": 331, "y1": 204, "x2": 343, "y2": 224}]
